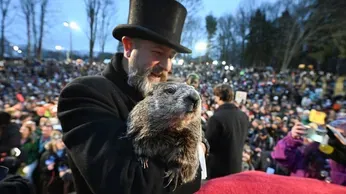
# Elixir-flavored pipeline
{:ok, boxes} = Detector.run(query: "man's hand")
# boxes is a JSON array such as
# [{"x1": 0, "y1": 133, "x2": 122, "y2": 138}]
[{"x1": 255, "y1": 147, "x2": 262, "y2": 152}]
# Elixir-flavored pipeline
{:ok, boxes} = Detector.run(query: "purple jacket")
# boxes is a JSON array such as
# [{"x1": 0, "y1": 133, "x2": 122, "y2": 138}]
[{"x1": 271, "y1": 133, "x2": 346, "y2": 186}]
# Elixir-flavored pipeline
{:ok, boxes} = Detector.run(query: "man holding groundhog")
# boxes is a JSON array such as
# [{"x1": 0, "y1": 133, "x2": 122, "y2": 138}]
[{"x1": 57, "y1": 0, "x2": 208, "y2": 194}]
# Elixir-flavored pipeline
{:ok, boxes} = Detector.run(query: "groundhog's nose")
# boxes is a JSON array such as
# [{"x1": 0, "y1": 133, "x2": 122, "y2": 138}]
[{"x1": 187, "y1": 91, "x2": 200, "y2": 109}]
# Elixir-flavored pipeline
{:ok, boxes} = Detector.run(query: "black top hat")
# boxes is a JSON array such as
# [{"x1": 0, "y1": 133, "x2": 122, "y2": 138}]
[{"x1": 112, "y1": 0, "x2": 191, "y2": 53}]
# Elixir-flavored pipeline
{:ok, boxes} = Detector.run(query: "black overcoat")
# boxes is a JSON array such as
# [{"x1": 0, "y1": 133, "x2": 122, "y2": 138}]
[
  {"x1": 58, "y1": 53, "x2": 201, "y2": 194},
  {"x1": 206, "y1": 103, "x2": 250, "y2": 179}
]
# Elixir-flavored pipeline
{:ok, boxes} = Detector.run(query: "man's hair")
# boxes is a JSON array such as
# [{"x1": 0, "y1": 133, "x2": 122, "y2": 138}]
[{"x1": 213, "y1": 84, "x2": 234, "y2": 102}]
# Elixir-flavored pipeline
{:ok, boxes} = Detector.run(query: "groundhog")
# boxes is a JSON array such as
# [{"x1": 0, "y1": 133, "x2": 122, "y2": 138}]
[{"x1": 126, "y1": 82, "x2": 202, "y2": 190}]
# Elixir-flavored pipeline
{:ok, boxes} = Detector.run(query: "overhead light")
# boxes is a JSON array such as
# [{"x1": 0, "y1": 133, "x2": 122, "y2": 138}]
[
  {"x1": 55, "y1": 45, "x2": 63, "y2": 50},
  {"x1": 69, "y1": 21, "x2": 79, "y2": 30}
]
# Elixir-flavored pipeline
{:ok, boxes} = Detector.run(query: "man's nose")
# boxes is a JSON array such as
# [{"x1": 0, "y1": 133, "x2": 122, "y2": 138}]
[{"x1": 158, "y1": 58, "x2": 172, "y2": 72}]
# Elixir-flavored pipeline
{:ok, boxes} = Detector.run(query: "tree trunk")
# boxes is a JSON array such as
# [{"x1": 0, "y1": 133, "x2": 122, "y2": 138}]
[
  {"x1": 26, "y1": 15, "x2": 31, "y2": 59},
  {"x1": 89, "y1": 38, "x2": 94, "y2": 64},
  {"x1": 31, "y1": 1, "x2": 37, "y2": 59},
  {"x1": 37, "y1": 0, "x2": 48, "y2": 61},
  {"x1": 0, "y1": 14, "x2": 5, "y2": 60}
]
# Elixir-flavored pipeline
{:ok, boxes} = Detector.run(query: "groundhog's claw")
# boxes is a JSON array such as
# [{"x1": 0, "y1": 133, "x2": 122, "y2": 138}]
[
  {"x1": 164, "y1": 169, "x2": 180, "y2": 191},
  {"x1": 139, "y1": 157, "x2": 149, "y2": 169}
]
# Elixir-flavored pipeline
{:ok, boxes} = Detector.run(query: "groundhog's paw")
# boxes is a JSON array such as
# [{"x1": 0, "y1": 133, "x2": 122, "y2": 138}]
[
  {"x1": 138, "y1": 157, "x2": 149, "y2": 169},
  {"x1": 164, "y1": 168, "x2": 181, "y2": 191}
]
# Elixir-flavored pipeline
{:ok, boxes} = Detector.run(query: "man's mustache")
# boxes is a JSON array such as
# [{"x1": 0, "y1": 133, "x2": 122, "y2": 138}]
[{"x1": 148, "y1": 65, "x2": 168, "y2": 81}]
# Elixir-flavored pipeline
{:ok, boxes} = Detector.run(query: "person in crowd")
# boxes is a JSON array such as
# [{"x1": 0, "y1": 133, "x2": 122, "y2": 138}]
[
  {"x1": 242, "y1": 144, "x2": 255, "y2": 172},
  {"x1": 57, "y1": 0, "x2": 207, "y2": 193},
  {"x1": 271, "y1": 120, "x2": 346, "y2": 186},
  {"x1": 206, "y1": 84, "x2": 250, "y2": 178},
  {"x1": 251, "y1": 129, "x2": 274, "y2": 153},
  {"x1": 18, "y1": 124, "x2": 39, "y2": 183},
  {"x1": 186, "y1": 73, "x2": 200, "y2": 90},
  {"x1": 38, "y1": 122, "x2": 53, "y2": 154},
  {"x1": 39, "y1": 130, "x2": 73, "y2": 194}
]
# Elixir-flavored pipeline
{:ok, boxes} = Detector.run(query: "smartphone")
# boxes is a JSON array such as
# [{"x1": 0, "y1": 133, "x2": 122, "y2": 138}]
[
  {"x1": 304, "y1": 124, "x2": 327, "y2": 143},
  {"x1": 326, "y1": 125, "x2": 346, "y2": 146}
]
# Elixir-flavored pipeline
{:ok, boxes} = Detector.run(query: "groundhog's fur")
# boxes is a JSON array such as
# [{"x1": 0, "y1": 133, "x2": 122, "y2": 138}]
[{"x1": 127, "y1": 82, "x2": 202, "y2": 190}]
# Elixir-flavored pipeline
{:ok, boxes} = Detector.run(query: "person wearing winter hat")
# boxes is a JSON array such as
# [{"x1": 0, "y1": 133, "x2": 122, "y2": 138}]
[{"x1": 186, "y1": 73, "x2": 200, "y2": 90}]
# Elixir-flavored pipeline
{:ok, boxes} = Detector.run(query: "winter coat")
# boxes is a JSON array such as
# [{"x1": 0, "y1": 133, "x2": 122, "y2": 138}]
[
  {"x1": 20, "y1": 138, "x2": 39, "y2": 165},
  {"x1": 0, "y1": 166, "x2": 35, "y2": 194},
  {"x1": 206, "y1": 103, "x2": 250, "y2": 178}
]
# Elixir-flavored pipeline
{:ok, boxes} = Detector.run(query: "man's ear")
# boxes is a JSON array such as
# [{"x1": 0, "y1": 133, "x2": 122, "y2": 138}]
[{"x1": 122, "y1": 36, "x2": 134, "y2": 59}]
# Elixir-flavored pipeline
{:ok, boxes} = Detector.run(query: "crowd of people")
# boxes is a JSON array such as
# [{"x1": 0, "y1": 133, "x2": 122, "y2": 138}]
[
  {"x1": 0, "y1": 58, "x2": 345, "y2": 194},
  {"x1": 176, "y1": 62, "x2": 346, "y2": 185}
]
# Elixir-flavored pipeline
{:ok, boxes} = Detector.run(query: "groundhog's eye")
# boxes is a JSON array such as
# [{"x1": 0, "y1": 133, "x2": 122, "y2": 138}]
[{"x1": 165, "y1": 87, "x2": 176, "y2": 94}]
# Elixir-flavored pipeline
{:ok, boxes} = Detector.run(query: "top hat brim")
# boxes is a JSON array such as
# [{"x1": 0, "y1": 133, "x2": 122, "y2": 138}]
[{"x1": 113, "y1": 24, "x2": 191, "y2": 54}]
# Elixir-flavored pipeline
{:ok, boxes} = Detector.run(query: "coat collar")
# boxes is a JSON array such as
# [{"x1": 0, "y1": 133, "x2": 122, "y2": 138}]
[
  {"x1": 102, "y1": 53, "x2": 144, "y2": 103},
  {"x1": 216, "y1": 103, "x2": 238, "y2": 112}
]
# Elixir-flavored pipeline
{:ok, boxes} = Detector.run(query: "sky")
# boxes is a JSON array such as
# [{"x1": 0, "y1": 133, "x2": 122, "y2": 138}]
[{"x1": 7, "y1": 0, "x2": 277, "y2": 54}]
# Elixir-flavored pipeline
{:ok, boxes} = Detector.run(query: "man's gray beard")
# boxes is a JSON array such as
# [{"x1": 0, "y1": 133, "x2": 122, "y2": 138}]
[{"x1": 127, "y1": 67, "x2": 152, "y2": 96}]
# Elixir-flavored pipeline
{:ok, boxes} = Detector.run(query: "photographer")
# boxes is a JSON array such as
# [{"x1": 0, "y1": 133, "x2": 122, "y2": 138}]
[
  {"x1": 271, "y1": 120, "x2": 346, "y2": 186},
  {"x1": 0, "y1": 111, "x2": 21, "y2": 174}
]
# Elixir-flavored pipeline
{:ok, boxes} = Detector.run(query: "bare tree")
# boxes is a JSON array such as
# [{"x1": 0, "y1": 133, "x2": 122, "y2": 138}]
[
  {"x1": 30, "y1": 0, "x2": 38, "y2": 58},
  {"x1": 84, "y1": 0, "x2": 101, "y2": 64},
  {"x1": 234, "y1": 7, "x2": 251, "y2": 66},
  {"x1": 20, "y1": 0, "x2": 33, "y2": 59},
  {"x1": 98, "y1": 0, "x2": 114, "y2": 55},
  {"x1": 280, "y1": 0, "x2": 346, "y2": 71},
  {"x1": 177, "y1": 0, "x2": 203, "y2": 58},
  {"x1": 217, "y1": 14, "x2": 237, "y2": 63},
  {"x1": 0, "y1": 0, "x2": 12, "y2": 59},
  {"x1": 36, "y1": 0, "x2": 49, "y2": 60}
]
